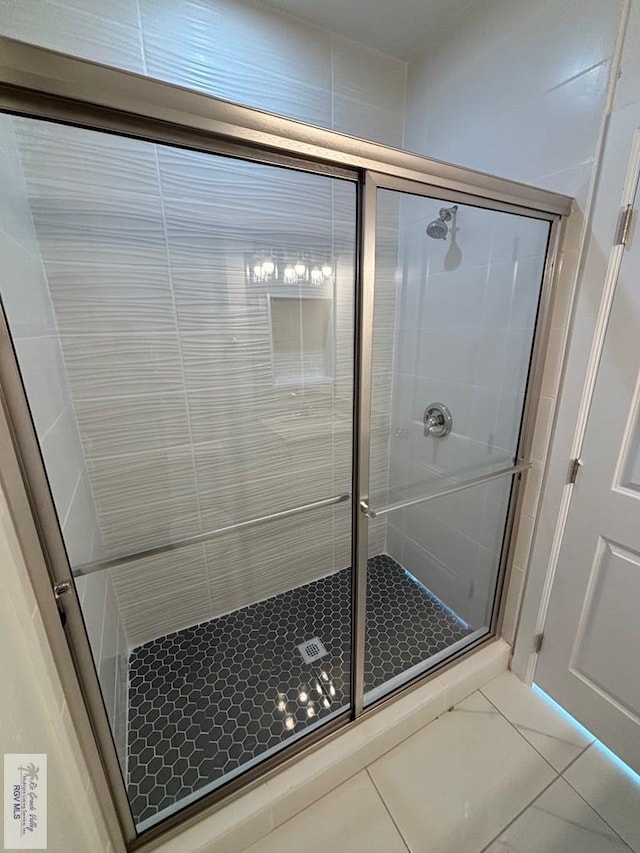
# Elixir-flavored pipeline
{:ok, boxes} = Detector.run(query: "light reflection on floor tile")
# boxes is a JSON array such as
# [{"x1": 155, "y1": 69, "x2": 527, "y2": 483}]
[{"x1": 481, "y1": 672, "x2": 593, "y2": 771}]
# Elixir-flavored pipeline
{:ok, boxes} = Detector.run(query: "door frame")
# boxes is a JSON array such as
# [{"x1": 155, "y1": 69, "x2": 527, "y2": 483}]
[{"x1": 0, "y1": 36, "x2": 569, "y2": 849}]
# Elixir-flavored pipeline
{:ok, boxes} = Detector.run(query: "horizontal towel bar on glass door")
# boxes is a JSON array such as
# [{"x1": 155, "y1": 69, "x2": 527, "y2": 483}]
[
  {"x1": 360, "y1": 461, "x2": 532, "y2": 519},
  {"x1": 72, "y1": 492, "x2": 351, "y2": 578}
]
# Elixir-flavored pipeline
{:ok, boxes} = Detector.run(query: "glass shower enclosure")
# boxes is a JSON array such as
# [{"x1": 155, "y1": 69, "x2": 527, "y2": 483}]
[{"x1": 0, "y1": 37, "x2": 568, "y2": 845}]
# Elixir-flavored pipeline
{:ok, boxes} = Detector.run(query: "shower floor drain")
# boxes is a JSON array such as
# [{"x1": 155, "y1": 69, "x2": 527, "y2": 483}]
[{"x1": 297, "y1": 637, "x2": 328, "y2": 664}]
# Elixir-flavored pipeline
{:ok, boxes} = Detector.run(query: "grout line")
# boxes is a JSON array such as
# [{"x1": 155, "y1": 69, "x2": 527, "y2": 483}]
[
  {"x1": 366, "y1": 767, "x2": 413, "y2": 853},
  {"x1": 560, "y1": 744, "x2": 635, "y2": 851},
  {"x1": 479, "y1": 685, "x2": 569, "y2": 776},
  {"x1": 478, "y1": 741, "x2": 631, "y2": 853},
  {"x1": 556, "y1": 740, "x2": 593, "y2": 776},
  {"x1": 475, "y1": 689, "x2": 609, "y2": 851},
  {"x1": 542, "y1": 58, "x2": 610, "y2": 95},
  {"x1": 134, "y1": 0, "x2": 148, "y2": 75},
  {"x1": 478, "y1": 771, "x2": 560, "y2": 853}
]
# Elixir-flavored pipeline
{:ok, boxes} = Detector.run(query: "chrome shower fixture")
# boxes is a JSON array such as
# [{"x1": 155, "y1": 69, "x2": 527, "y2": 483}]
[{"x1": 426, "y1": 205, "x2": 458, "y2": 240}]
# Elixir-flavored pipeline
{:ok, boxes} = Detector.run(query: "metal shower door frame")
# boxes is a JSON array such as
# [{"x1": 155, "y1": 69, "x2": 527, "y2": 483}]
[
  {"x1": 0, "y1": 36, "x2": 569, "y2": 850},
  {"x1": 353, "y1": 171, "x2": 564, "y2": 715}
]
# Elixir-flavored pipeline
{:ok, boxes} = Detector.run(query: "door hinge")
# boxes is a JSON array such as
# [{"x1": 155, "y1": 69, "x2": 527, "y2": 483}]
[
  {"x1": 614, "y1": 203, "x2": 633, "y2": 246},
  {"x1": 534, "y1": 633, "x2": 544, "y2": 653},
  {"x1": 568, "y1": 457, "x2": 583, "y2": 485}
]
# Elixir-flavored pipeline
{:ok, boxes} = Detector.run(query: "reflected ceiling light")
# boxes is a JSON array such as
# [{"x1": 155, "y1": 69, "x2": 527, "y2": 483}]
[
  {"x1": 284, "y1": 715, "x2": 296, "y2": 730},
  {"x1": 247, "y1": 252, "x2": 333, "y2": 287}
]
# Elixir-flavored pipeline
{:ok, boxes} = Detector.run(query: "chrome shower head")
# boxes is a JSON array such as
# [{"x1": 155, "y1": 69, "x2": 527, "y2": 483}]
[
  {"x1": 426, "y1": 205, "x2": 458, "y2": 240},
  {"x1": 426, "y1": 219, "x2": 448, "y2": 240}
]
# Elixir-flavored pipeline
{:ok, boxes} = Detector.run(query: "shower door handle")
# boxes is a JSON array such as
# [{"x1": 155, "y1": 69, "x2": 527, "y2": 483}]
[{"x1": 360, "y1": 460, "x2": 532, "y2": 520}]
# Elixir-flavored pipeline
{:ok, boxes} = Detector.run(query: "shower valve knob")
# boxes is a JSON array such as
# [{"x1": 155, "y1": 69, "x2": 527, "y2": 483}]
[{"x1": 423, "y1": 403, "x2": 452, "y2": 438}]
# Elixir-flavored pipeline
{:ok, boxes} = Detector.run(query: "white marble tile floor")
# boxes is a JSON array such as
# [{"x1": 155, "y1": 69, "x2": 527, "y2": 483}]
[{"x1": 241, "y1": 672, "x2": 640, "y2": 853}]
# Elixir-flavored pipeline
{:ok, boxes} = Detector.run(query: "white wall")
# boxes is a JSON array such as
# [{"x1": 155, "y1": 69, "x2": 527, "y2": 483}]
[
  {"x1": 402, "y1": 0, "x2": 625, "y2": 639},
  {"x1": 0, "y1": 485, "x2": 117, "y2": 852},
  {"x1": 405, "y1": 0, "x2": 621, "y2": 186}
]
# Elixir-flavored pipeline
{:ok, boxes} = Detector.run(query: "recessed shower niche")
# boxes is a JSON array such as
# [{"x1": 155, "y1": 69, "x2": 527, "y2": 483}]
[
  {"x1": 0, "y1": 39, "x2": 568, "y2": 846},
  {"x1": 269, "y1": 294, "x2": 334, "y2": 386}
]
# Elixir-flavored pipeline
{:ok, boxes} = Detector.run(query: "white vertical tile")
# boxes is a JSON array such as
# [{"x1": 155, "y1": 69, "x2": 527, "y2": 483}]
[
  {"x1": 98, "y1": 578, "x2": 120, "y2": 726},
  {"x1": 13, "y1": 336, "x2": 71, "y2": 437},
  {"x1": 0, "y1": 231, "x2": 57, "y2": 338},
  {"x1": 501, "y1": 564, "x2": 526, "y2": 644},
  {"x1": 0, "y1": 0, "x2": 144, "y2": 71},
  {"x1": 141, "y1": 0, "x2": 331, "y2": 124},
  {"x1": 40, "y1": 407, "x2": 85, "y2": 523},
  {"x1": 79, "y1": 571, "x2": 108, "y2": 664},
  {"x1": 62, "y1": 474, "x2": 102, "y2": 567}
]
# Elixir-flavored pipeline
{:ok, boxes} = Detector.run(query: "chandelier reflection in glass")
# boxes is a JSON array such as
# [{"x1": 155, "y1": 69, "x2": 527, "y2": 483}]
[{"x1": 247, "y1": 250, "x2": 334, "y2": 287}]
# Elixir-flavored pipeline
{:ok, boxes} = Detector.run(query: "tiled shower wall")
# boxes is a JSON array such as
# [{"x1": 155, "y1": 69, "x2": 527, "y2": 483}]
[
  {"x1": 0, "y1": 0, "x2": 406, "y2": 649},
  {"x1": 401, "y1": 0, "x2": 624, "y2": 640},
  {"x1": 0, "y1": 0, "x2": 407, "y2": 149},
  {"x1": 385, "y1": 196, "x2": 548, "y2": 628},
  {"x1": 0, "y1": 115, "x2": 128, "y2": 766}
]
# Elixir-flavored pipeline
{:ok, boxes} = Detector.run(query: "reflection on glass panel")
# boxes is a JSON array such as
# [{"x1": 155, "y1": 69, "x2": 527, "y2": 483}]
[
  {"x1": 0, "y1": 113, "x2": 355, "y2": 828},
  {"x1": 365, "y1": 188, "x2": 549, "y2": 704},
  {"x1": 372, "y1": 190, "x2": 550, "y2": 513},
  {"x1": 364, "y1": 477, "x2": 514, "y2": 705}
]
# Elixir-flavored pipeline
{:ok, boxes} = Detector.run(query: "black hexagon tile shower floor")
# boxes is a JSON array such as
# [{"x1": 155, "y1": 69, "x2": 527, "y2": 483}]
[{"x1": 126, "y1": 554, "x2": 471, "y2": 824}]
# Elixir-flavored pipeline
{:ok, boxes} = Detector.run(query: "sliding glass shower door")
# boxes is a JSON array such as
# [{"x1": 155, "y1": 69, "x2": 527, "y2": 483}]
[
  {"x1": 0, "y1": 44, "x2": 567, "y2": 842},
  {"x1": 0, "y1": 114, "x2": 357, "y2": 828},
  {"x1": 361, "y1": 180, "x2": 551, "y2": 704}
]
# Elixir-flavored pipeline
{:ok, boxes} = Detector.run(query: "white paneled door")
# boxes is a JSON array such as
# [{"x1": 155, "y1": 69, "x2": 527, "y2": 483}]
[{"x1": 536, "y1": 157, "x2": 640, "y2": 773}]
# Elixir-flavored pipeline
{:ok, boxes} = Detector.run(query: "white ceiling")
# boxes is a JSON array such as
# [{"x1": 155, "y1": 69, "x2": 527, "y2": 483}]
[{"x1": 259, "y1": 0, "x2": 472, "y2": 60}]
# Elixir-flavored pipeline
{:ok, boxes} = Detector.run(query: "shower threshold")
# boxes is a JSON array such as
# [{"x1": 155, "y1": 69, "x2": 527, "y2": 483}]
[{"x1": 126, "y1": 554, "x2": 472, "y2": 825}]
